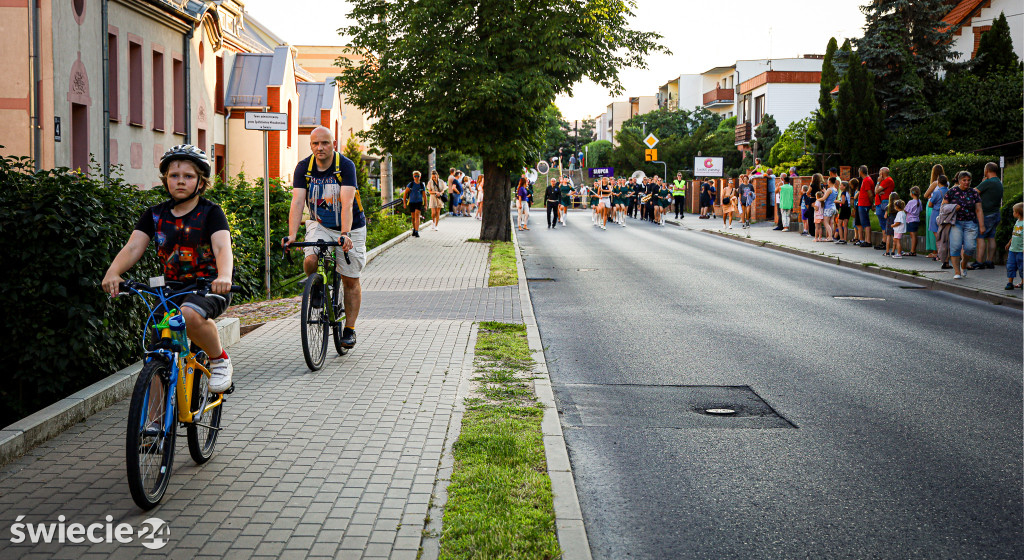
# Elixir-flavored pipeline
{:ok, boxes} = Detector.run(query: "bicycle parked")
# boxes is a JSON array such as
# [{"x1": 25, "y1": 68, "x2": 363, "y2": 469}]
[
  {"x1": 284, "y1": 239, "x2": 350, "y2": 370},
  {"x1": 119, "y1": 277, "x2": 241, "y2": 510}
]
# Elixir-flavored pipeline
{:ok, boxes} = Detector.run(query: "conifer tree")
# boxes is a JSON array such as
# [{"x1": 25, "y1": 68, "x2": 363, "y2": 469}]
[
  {"x1": 973, "y1": 12, "x2": 1022, "y2": 77},
  {"x1": 836, "y1": 51, "x2": 884, "y2": 167},
  {"x1": 814, "y1": 38, "x2": 840, "y2": 158}
]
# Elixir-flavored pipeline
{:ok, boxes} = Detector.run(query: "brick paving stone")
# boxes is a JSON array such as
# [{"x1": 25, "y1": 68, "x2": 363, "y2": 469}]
[{"x1": 0, "y1": 218, "x2": 518, "y2": 558}]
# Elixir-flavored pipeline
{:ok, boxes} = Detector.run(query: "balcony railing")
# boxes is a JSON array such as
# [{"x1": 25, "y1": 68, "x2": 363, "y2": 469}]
[
  {"x1": 703, "y1": 87, "x2": 735, "y2": 107},
  {"x1": 735, "y1": 122, "x2": 752, "y2": 145}
]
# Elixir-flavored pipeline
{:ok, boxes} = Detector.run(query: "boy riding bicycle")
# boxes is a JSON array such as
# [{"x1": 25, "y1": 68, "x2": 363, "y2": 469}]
[{"x1": 102, "y1": 144, "x2": 235, "y2": 393}]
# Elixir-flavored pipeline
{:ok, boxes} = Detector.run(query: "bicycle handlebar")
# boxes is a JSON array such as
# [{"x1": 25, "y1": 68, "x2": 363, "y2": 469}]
[
  {"x1": 282, "y1": 239, "x2": 351, "y2": 264},
  {"x1": 119, "y1": 279, "x2": 243, "y2": 296}
]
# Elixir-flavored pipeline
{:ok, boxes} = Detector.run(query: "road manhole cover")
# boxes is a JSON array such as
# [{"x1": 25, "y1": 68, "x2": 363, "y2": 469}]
[
  {"x1": 833, "y1": 296, "x2": 885, "y2": 301},
  {"x1": 557, "y1": 385, "x2": 796, "y2": 429},
  {"x1": 577, "y1": 268, "x2": 598, "y2": 272},
  {"x1": 527, "y1": 278, "x2": 556, "y2": 282}
]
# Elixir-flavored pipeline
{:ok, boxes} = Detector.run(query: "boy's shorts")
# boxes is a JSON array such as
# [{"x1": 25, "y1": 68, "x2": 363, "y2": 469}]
[
  {"x1": 178, "y1": 292, "x2": 231, "y2": 320},
  {"x1": 304, "y1": 221, "x2": 368, "y2": 279}
]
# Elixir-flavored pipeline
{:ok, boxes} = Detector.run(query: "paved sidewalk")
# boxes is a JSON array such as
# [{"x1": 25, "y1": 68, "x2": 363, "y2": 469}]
[
  {"x1": 0, "y1": 217, "x2": 519, "y2": 559},
  {"x1": 680, "y1": 219, "x2": 1021, "y2": 303}
]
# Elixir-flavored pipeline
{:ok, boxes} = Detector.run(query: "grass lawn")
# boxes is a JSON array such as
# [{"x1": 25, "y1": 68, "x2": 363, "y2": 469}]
[{"x1": 438, "y1": 322, "x2": 560, "y2": 560}]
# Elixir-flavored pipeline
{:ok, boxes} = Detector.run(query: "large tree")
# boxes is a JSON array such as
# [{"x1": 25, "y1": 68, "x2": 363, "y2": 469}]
[
  {"x1": 337, "y1": 0, "x2": 666, "y2": 240},
  {"x1": 856, "y1": 0, "x2": 956, "y2": 130},
  {"x1": 973, "y1": 12, "x2": 1022, "y2": 77},
  {"x1": 813, "y1": 38, "x2": 840, "y2": 159}
]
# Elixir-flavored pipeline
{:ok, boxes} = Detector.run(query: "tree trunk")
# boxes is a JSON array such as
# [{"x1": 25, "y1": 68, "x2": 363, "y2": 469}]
[{"x1": 480, "y1": 159, "x2": 512, "y2": 241}]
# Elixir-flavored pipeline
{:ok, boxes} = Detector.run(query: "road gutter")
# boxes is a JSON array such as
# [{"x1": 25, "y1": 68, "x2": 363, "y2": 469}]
[{"x1": 701, "y1": 228, "x2": 1022, "y2": 308}]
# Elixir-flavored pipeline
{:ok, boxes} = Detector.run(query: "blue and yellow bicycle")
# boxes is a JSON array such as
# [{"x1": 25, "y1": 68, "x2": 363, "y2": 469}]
[{"x1": 118, "y1": 278, "x2": 240, "y2": 510}]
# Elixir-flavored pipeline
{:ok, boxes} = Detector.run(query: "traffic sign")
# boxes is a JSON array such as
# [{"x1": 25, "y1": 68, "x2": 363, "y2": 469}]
[
  {"x1": 645, "y1": 149, "x2": 658, "y2": 162},
  {"x1": 643, "y1": 133, "x2": 659, "y2": 149},
  {"x1": 244, "y1": 112, "x2": 288, "y2": 131}
]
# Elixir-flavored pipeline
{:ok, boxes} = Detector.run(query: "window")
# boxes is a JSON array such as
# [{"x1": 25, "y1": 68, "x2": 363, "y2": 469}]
[
  {"x1": 72, "y1": 0, "x2": 85, "y2": 22},
  {"x1": 287, "y1": 100, "x2": 292, "y2": 148},
  {"x1": 197, "y1": 128, "x2": 206, "y2": 156},
  {"x1": 128, "y1": 39, "x2": 143, "y2": 125},
  {"x1": 152, "y1": 50, "x2": 164, "y2": 130},
  {"x1": 215, "y1": 56, "x2": 224, "y2": 114},
  {"x1": 754, "y1": 94, "x2": 765, "y2": 125},
  {"x1": 71, "y1": 102, "x2": 88, "y2": 174},
  {"x1": 173, "y1": 57, "x2": 185, "y2": 134},
  {"x1": 108, "y1": 33, "x2": 118, "y2": 121}
]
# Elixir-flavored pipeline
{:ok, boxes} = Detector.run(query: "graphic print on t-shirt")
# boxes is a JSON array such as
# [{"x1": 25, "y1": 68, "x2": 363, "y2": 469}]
[
  {"x1": 136, "y1": 199, "x2": 228, "y2": 282},
  {"x1": 307, "y1": 175, "x2": 343, "y2": 229}
]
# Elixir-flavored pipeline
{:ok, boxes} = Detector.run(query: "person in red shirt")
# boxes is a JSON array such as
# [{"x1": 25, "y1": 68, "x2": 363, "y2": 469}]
[
  {"x1": 856, "y1": 165, "x2": 875, "y2": 246},
  {"x1": 874, "y1": 167, "x2": 895, "y2": 248}
]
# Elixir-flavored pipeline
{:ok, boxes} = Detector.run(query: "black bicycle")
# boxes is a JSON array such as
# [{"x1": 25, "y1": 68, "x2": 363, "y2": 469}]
[{"x1": 284, "y1": 239, "x2": 350, "y2": 370}]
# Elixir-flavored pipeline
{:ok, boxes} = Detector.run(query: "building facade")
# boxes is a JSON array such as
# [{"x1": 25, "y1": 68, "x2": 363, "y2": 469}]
[
  {"x1": 733, "y1": 57, "x2": 823, "y2": 155},
  {"x1": 943, "y1": 0, "x2": 1023, "y2": 63}
]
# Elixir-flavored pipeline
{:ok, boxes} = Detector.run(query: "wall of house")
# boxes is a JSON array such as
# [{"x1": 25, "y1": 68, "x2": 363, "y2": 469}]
[
  {"x1": 106, "y1": 2, "x2": 193, "y2": 187},
  {"x1": 0, "y1": 3, "x2": 33, "y2": 160},
  {"x1": 764, "y1": 83, "x2": 819, "y2": 132},
  {"x1": 949, "y1": 0, "x2": 1024, "y2": 63}
]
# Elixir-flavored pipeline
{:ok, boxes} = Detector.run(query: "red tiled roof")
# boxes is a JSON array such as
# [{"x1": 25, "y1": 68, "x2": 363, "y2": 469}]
[{"x1": 941, "y1": 0, "x2": 988, "y2": 34}]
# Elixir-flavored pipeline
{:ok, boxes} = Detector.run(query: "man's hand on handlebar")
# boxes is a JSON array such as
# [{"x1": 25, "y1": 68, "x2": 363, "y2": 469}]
[
  {"x1": 339, "y1": 235, "x2": 354, "y2": 252},
  {"x1": 281, "y1": 236, "x2": 294, "y2": 250}
]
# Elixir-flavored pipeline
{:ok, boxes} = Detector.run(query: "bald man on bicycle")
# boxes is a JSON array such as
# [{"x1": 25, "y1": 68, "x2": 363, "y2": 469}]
[{"x1": 283, "y1": 126, "x2": 366, "y2": 349}]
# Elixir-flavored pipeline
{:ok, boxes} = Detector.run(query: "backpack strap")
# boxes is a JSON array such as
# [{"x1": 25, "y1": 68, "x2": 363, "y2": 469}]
[{"x1": 334, "y1": 152, "x2": 364, "y2": 213}]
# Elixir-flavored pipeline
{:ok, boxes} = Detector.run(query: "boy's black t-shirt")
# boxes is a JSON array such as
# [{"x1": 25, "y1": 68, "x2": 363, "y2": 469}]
[{"x1": 134, "y1": 197, "x2": 230, "y2": 282}]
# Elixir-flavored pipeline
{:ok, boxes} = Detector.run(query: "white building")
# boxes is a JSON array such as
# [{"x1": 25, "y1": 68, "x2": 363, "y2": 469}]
[
  {"x1": 658, "y1": 74, "x2": 702, "y2": 113},
  {"x1": 732, "y1": 56, "x2": 824, "y2": 154},
  {"x1": 942, "y1": 0, "x2": 1023, "y2": 64}
]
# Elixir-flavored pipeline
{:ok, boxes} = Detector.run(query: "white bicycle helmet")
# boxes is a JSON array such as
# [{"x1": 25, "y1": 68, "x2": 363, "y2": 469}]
[{"x1": 159, "y1": 144, "x2": 211, "y2": 178}]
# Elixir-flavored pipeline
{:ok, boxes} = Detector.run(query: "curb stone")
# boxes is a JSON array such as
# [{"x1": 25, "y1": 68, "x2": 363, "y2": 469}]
[
  {"x1": 512, "y1": 229, "x2": 593, "y2": 560},
  {"x1": 0, "y1": 317, "x2": 240, "y2": 469},
  {"x1": 702, "y1": 229, "x2": 1023, "y2": 308}
]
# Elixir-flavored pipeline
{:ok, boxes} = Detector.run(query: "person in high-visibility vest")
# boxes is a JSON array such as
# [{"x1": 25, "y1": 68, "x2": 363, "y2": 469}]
[{"x1": 672, "y1": 173, "x2": 687, "y2": 219}]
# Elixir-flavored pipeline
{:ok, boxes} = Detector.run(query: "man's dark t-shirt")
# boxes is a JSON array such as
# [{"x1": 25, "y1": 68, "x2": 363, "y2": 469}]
[
  {"x1": 406, "y1": 181, "x2": 425, "y2": 204},
  {"x1": 976, "y1": 177, "x2": 1004, "y2": 214},
  {"x1": 134, "y1": 198, "x2": 229, "y2": 282},
  {"x1": 293, "y1": 153, "x2": 365, "y2": 230}
]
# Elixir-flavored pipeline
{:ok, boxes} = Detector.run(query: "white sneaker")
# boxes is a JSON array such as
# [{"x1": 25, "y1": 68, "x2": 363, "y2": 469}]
[
  {"x1": 601, "y1": 224, "x2": 606, "y2": 230},
  {"x1": 208, "y1": 355, "x2": 233, "y2": 393},
  {"x1": 953, "y1": 274, "x2": 962, "y2": 279},
  {"x1": 892, "y1": 254, "x2": 902, "y2": 259}
]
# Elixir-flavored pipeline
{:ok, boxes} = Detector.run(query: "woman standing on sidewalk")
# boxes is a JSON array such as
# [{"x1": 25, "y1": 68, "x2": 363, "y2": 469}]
[
  {"x1": 822, "y1": 176, "x2": 839, "y2": 241},
  {"x1": 426, "y1": 170, "x2": 445, "y2": 231},
  {"x1": 720, "y1": 179, "x2": 737, "y2": 229},
  {"x1": 927, "y1": 175, "x2": 950, "y2": 265},
  {"x1": 946, "y1": 171, "x2": 986, "y2": 279},
  {"x1": 475, "y1": 175, "x2": 484, "y2": 221},
  {"x1": 923, "y1": 164, "x2": 944, "y2": 258},
  {"x1": 516, "y1": 176, "x2": 531, "y2": 230}
]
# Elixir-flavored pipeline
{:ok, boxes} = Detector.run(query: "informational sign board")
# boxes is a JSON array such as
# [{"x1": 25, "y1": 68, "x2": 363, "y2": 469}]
[
  {"x1": 588, "y1": 167, "x2": 614, "y2": 178},
  {"x1": 244, "y1": 111, "x2": 288, "y2": 131},
  {"x1": 54, "y1": 117, "x2": 61, "y2": 142},
  {"x1": 693, "y1": 157, "x2": 725, "y2": 177},
  {"x1": 839, "y1": 166, "x2": 851, "y2": 181}
]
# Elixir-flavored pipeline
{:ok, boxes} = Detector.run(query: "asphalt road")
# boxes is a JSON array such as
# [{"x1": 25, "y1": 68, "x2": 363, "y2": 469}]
[{"x1": 518, "y1": 211, "x2": 1023, "y2": 560}]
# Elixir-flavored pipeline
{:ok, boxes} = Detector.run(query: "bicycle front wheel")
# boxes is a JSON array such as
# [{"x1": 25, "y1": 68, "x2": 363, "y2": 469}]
[
  {"x1": 186, "y1": 351, "x2": 221, "y2": 464},
  {"x1": 331, "y1": 272, "x2": 348, "y2": 356},
  {"x1": 301, "y1": 273, "x2": 329, "y2": 370},
  {"x1": 126, "y1": 358, "x2": 176, "y2": 510}
]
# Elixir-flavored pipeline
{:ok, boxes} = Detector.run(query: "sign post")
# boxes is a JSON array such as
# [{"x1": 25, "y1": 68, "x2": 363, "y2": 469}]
[{"x1": 245, "y1": 111, "x2": 288, "y2": 299}]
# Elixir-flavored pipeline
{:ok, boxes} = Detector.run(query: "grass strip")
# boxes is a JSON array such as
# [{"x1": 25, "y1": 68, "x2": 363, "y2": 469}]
[
  {"x1": 439, "y1": 322, "x2": 560, "y2": 560},
  {"x1": 468, "y1": 239, "x2": 518, "y2": 287}
]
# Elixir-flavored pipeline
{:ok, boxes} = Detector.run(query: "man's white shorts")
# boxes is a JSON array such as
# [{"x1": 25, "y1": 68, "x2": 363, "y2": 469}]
[{"x1": 304, "y1": 221, "x2": 367, "y2": 279}]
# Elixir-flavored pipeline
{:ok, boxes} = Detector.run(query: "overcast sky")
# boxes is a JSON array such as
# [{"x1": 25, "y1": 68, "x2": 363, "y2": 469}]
[{"x1": 242, "y1": 0, "x2": 868, "y2": 121}]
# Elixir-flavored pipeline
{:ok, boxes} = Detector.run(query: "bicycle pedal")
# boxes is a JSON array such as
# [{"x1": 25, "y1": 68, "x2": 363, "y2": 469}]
[{"x1": 224, "y1": 383, "x2": 235, "y2": 395}]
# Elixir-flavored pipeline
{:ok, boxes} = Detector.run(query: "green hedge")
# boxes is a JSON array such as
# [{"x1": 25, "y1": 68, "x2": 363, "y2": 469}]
[
  {"x1": 888, "y1": 153, "x2": 992, "y2": 201},
  {"x1": 0, "y1": 155, "x2": 163, "y2": 427}
]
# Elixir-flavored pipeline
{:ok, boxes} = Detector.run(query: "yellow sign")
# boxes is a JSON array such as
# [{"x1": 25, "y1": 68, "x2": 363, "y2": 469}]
[
  {"x1": 643, "y1": 133, "x2": 659, "y2": 149},
  {"x1": 645, "y1": 149, "x2": 658, "y2": 162}
]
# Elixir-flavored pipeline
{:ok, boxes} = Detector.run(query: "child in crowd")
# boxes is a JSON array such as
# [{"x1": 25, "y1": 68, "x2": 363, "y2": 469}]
[
  {"x1": 891, "y1": 199, "x2": 907, "y2": 258},
  {"x1": 1005, "y1": 202, "x2": 1023, "y2": 290},
  {"x1": 800, "y1": 185, "x2": 812, "y2": 236},
  {"x1": 904, "y1": 186, "x2": 922, "y2": 256},
  {"x1": 837, "y1": 181, "x2": 851, "y2": 244},
  {"x1": 884, "y1": 192, "x2": 898, "y2": 256},
  {"x1": 813, "y1": 191, "x2": 825, "y2": 241}
]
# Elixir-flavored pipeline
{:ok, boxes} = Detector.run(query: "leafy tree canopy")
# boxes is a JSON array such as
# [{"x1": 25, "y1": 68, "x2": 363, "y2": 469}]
[{"x1": 337, "y1": 0, "x2": 666, "y2": 239}]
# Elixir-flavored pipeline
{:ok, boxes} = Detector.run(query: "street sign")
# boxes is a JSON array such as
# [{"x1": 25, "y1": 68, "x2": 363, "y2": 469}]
[
  {"x1": 643, "y1": 133, "x2": 659, "y2": 149},
  {"x1": 244, "y1": 111, "x2": 288, "y2": 131},
  {"x1": 588, "y1": 167, "x2": 614, "y2": 178},
  {"x1": 1000, "y1": 156, "x2": 1005, "y2": 168},
  {"x1": 694, "y1": 157, "x2": 725, "y2": 177},
  {"x1": 645, "y1": 149, "x2": 658, "y2": 162}
]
